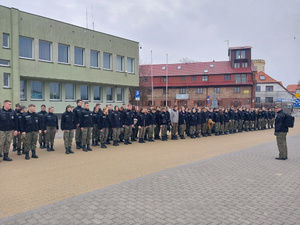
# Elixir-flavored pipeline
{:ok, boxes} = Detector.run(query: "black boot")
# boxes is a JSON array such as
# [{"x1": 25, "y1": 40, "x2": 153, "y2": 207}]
[
  {"x1": 215, "y1": 132, "x2": 219, "y2": 136},
  {"x1": 101, "y1": 143, "x2": 107, "y2": 148},
  {"x1": 13, "y1": 144, "x2": 17, "y2": 152},
  {"x1": 162, "y1": 136, "x2": 167, "y2": 141},
  {"x1": 196, "y1": 133, "x2": 200, "y2": 138},
  {"x1": 22, "y1": 146, "x2": 25, "y2": 154},
  {"x1": 68, "y1": 147, "x2": 74, "y2": 154},
  {"x1": 32, "y1": 150, "x2": 38, "y2": 158},
  {"x1": 65, "y1": 147, "x2": 69, "y2": 154},
  {"x1": 0, "y1": 153, "x2": 2, "y2": 157},
  {"x1": 42, "y1": 142, "x2": 46, "y2": 149},
  {"x1": 50, "y1": 144, "x2": 55, "y2": 151},
  {"x1": 174, "y1": 135, "x2": 178, "y2": 140},
  {"x1": 131, "y1": 137, "x2": 137, "y2": 142},
  {"x1": 119, "y1": 138, "x2": 124, "y2": 143},
  {"x1": 171, "y1": 135, "x2": 175, "y2": 140},
  {"x1": 95, "y1": 141, "x2": 100, "y2": 146},
  {"x1": 139, "y1": 138, "x2": 143, "y2": 143},
  {"x1": 76, "y1": 142, "x2": 81, "y2": 149},
  {"x1": 40, "y1": 143, "x2": 44, "y2": 149},
  {"x1": 106, "y1": 139, "x2": 111, "y2": 145},
  {"x1": 127, "y1": 139, "x2": 132, "y2": 144},
  {"x1": 82, "y1": 145, "x2": 88, "y2": 152},
  {"x1": 148, "y1": 137, "x2": 154, "y2": 142},
  {"x1": 47, "y1": 145, "x2": 51, "y2": 152},
  {"x1": 113, "y1": 140, "x2": 119, "y2": 146},
  {"x1": 25, "y1": 151, "x2": 30, "y2": 160},
  {"x1": 17, "y1": 148, "x2": 22, "y2": 155},
  {"x1": 79, "y1": 142, "x2": 83, "y2": 148},
  {"x1": 3, "y1": 153, "x2": 13, "y2": 161},
  {"x1": 124, "y1": 139, "x2": 128, "y2": 145},
  {"x1": 92, "y1": 140, "x2": 96, "y2": 146},
  {"x1": 87, "y1": 144, "x2": 92, "y2": 151}
]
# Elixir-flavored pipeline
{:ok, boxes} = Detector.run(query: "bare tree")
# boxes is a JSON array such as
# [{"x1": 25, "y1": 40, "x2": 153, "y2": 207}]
[{"x1": 179, "y1": 57, "x2": 197, "y2": 63}]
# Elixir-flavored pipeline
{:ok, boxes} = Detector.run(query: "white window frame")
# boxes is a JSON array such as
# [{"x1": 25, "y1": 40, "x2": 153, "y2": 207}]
[
  {"x1": 127, "y1": 57, "x2": 135, "y2": 73},
  {"x1": 103, "y1": 52, "x2": 112, "y2": 70},
  {"x1": 106, "y1": 87, "x2": 114, "y2": 102},
  {"x1": 202, "y1": 76, "x2": 208, "y2": 82},
  {"x1": 3, "y1": 33, "x2": 9, "y2": 48},
  {"x1": 93, "y1": 86, "x2": 102, "y2": 101},
  {"x1": 49, "y1": 82, "x2": 61, "y2": 100},
  {"x1": 74, "y1": 47, "x2": 85, "y2": 66},
  {"x1": 20, "y1": 80, "x2": 26, "y2": 101},
  {"x1": 197, "y1": 88, "x2": 203, "y2": 94},
  {"x1": 30, "y1": 81, "x2": 43, "y2": 100},
  {"x1": 0, "y1": 59, "x2": 10, "y2": 67},
  {"x1": 39, "y1": 40, "x2": 52, "y2": 62},
  {"x1": 80, "y1": 85, "x2": 89, "y2": 101},
  {"x1": 116, "y1": 55, "x2": 124, "y2": 72},
  {"x1": 3, "y1": 73, "x2": 10, "y2": 88},
  {"x1": 116, "y1": 87, "x2": 123, "y2": 102},
  {"x1": 65, "y1": 83, "x2": 75, "y2": 101},
  {"x1": 19, "y1": 36, "x2": 34, "y2": 59},
  {"x1": 58, "y1": 44, "x2": 69, "y2": 64},
  {"x1": 90, "y1": 50, "x2": 100, "y2": 68}
]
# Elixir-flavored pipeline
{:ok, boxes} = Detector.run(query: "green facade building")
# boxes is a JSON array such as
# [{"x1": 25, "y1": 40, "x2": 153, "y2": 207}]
[{"x1": 0, "y1": 5, "x2": 139, "y2": 112}]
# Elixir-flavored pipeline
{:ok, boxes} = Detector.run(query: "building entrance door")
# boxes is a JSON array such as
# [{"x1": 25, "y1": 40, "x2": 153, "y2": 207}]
[{"x1": 178, "y1": 100, "x2": 187, "y2": 108}]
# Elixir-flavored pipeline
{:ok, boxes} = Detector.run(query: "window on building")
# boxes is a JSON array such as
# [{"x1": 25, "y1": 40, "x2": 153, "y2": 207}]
[
  {"x1": 90, "y1": 50, "x2": 99, "y2": 68},
  {"x1": 20, "y1": 80, "x2": 26, "y2": 100},
  {"x1": 234, "y1": 87, "x2": 240, "y2": 93},
  {"x1": 202, "y1": 76, "x2": 208, "y2": 81},
  {"x1": 0, "y1": 59, "x2": 10, "y2": 66},
  {"x1": 31, "y1": 81, "x2": 43, "y2": 100},
  {"x1": 127, "y1": 57, "x2": 135, "y2": 73},
  {"x1": 3, "y1": 73, "x2": 10, "y2": 88},
  {"x1": 259, "y1": 75, "x2": 265, "y2": 80},
  {"x1": 163, "y1": 77, "x2": 168, "y2": 82},
  {"x1": 234, "y1": 63, "x2": 240, "y2": 68},
  {"x1": 65, "y1": 84, "x2": 75, "y2": 100},
  {"x1": 93, "y1": 86, "x2": 102, "y2": 101},
  {"x1": 75, "y1": 47, "x2": 84, "y2": 66},
  {"x1": 255, "y1": 97, "x2": 261, "y2": 103},
  {"x1": 117, "y1": 88, "x2": 123, "y2": 102},
  {"x1": 106, "y1": 87, "x2": 113, "y2": 101},
  {"x1": 163, "y1": 88, "x2": 169, "y2": 94},
  {"x1": 266, "y1": 86, "x2": 273, "y2": 92},
  {"x1": 103, "y1": 52, "x2": 112, "y2": 70},
  {"x1": 19, "y1": 36, "x2": 33, "y2": 59},
  {"x1": 235, "y1": 74, "x2": 247, "y2": 83},
  {"x1": 225, "y1": 75, "x2": 231, "y2": 80},
  {"x1": 50, "y1": 83, "x2": 61, "y2": 100},
  {"x1": 233, "y1": 100, "x2": 239, "y2": 107},
  {"x1": 196, "y1": 100, "x2": 203, "y2": 106},
  {"x1": 214, "y1": 88, "x2": 220, "y2": 93},
  {"x1": 3, "y1": 33, "x2": 9, "y2": 48},
  {"x1": 180, "y1": 88, "x2": 186, "y2": 94},
  {"x1": 265, "y1": 97, "x2": 273, "y2": 103},
  {"x1": 116, "y1": 55, "x2": 124, "y2": 72},
  {"x1": 256, "y1": 86, "x2": 261, "y2": 92},
  {"x1": 147, "y1": 88, "x2": 152, "y2": 95},
  {"x1": 191, "y1": 76, "x2": 196, "y2": 81},
  {"x1": 80, "y1": 85, "x2": 89, "y2": 100},
  {"x1": 241, "y1": 50, "x2": 245, "y2": 59},
  {"x1": 197, "y1": 88, "x2": 203, "y2": 94},
  {"x1": 236, "y1": 50, "x2": 246, "y2": 59},
  {"x1": 242, "y1": 62, "x2": 248, "y2": 68},
  {"x1": 39, "y1": 40, "x2": 52, "y2": 61},
  {"x1": 180, "y1": 77, "x2": 185, "y2": 81},
  {"x1": 58, "y1": 44, "x2": 69, "y2": 64}
]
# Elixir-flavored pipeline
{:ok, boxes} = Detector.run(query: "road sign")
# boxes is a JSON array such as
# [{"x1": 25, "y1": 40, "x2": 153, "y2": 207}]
[
  {"x1": 294, "y1": 98, "x2": 300, "y2": 108},
  {"x1": 135, "y1": 90, "x2": 140, "y2": 101}
]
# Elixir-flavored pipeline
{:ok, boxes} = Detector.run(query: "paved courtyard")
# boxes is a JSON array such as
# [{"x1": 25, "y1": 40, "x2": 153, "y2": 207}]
[{"x1": 1, "y1": 132, "x2": 299, "y2": 224}]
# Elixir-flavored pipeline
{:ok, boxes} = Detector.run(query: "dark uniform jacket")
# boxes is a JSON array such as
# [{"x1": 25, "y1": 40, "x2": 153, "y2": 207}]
[
  {"x1": 189, "y1": 112, "x2": 197, "y2": 126},
  {"x1": 275, "y1": 110, "x2": 289, "y2": 133},
  {"x1": 92, "y1": 111, "x2": 99, "y2": 124},
  {"x1": 228, "y1": 109, "x2": 235, "y2": 120},
  {"x1": 238, "y1": 110, "x2": 244, "y2": 120},
  {"x1": 45, "y1": 113, "x2": 59, "y2": 129},
  {"x1": 178, "y1": 111, "x2": 187, "y2": 125},
  {"x1": 80, "y1": 109, "x2": 93, "y2": 128},
  {"x1": 61, "y1": 111, "x2": 76, "y2": 130},
  {"x1": 159, "y1": 111, "x2": 169, "y2": 125},
  {"x1": 73, "y1": 106, "x2": 83, "y2": 125},
  {"x1": 196, "y1": 112, "x2": 202, "y2": 125},
  {"x1": 244, "y1": 111, "x2": 250, "y2": 121},
  {"x1": 0, "y1": 107, "x2": 18, "y2": 131},
  {"x1": 17, "y1": 112, "x2": 24, "y2": 132},
  {"x1": 98, "y1": 114, "x2": 110, "y2": 130},
  {"x1": 147, "y1": 112, "x2": 155, "y2": 125},
  {"x1": 155, "y1": 111, "x2": 161, "y2": 125},
  {"x1": 224, "y1": 112, "x2": 229, "y2": 123},
  {"x1": 20, "y1": 111, "x2": 41, "y2": 133},
  {"x1": 123, "y1": 109, "x2": 134, "y2": 126},
  {"x1": 138, "y1": 112, "x2": 148, "y2": 127},
  {"x1": 213, "y1": 111, "x2": 220, "y2": 123},
  {"x1": 38, "y1": 110, "x2": 47, "y2": 130},
  {"x1": 110, "y1": 110, "x2": 122, "y2": 128},
  {"x1": 220, "y1": 113, "x2": 225, "y2": 124}
]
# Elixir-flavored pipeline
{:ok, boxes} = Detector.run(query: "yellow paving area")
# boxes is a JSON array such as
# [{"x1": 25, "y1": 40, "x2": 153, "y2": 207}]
[{"x1": 1, "y1": 119, "x2": 299, "y2": 218}]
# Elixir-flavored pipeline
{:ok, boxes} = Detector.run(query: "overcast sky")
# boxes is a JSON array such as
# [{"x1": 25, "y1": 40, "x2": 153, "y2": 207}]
[{"x1": 1, "y1": 0, "x2": 299, "y2": 86}]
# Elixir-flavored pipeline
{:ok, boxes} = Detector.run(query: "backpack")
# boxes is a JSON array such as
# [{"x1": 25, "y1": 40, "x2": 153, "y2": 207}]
[{"x1": 285, "y1": 114, "x2": 295, "y2": 128}]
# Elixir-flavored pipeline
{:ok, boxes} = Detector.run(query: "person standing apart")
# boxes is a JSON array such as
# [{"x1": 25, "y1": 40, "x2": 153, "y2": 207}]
[
  {"x1": 80, "y1": 102, "x2": 93, "y2": 152},
  {"x1": 170, "y1": 105, "x2": 179, "y2": 140},
  {"x1": 0, "y1": 100, "x2": 18, "y2": 161},
  {"x1": 20, "y1": 104, "x2": 41, "y2": 160},
  {"x1": 45, "y1": 107, "x2": 58, "y2": 151},
  {"x1": 274, "y1": 105, "x2": 291, "y2": 160},
  {"x1": 61, "y1": 105, "x2": 76, "y2": 154}
]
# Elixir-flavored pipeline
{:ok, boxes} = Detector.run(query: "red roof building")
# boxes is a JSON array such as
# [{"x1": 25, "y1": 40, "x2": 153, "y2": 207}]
[
  {"x1": 138, "y1": 46, "x2": 256, "y2": 108},
  {"x1": 286, "y1": 84, "x2": 300, "y2": 95}
]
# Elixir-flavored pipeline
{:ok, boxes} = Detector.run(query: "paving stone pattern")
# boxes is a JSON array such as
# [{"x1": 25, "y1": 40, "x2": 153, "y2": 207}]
[{"x1": 1, "y1": 135, "x2": 300, "y2": 225}]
